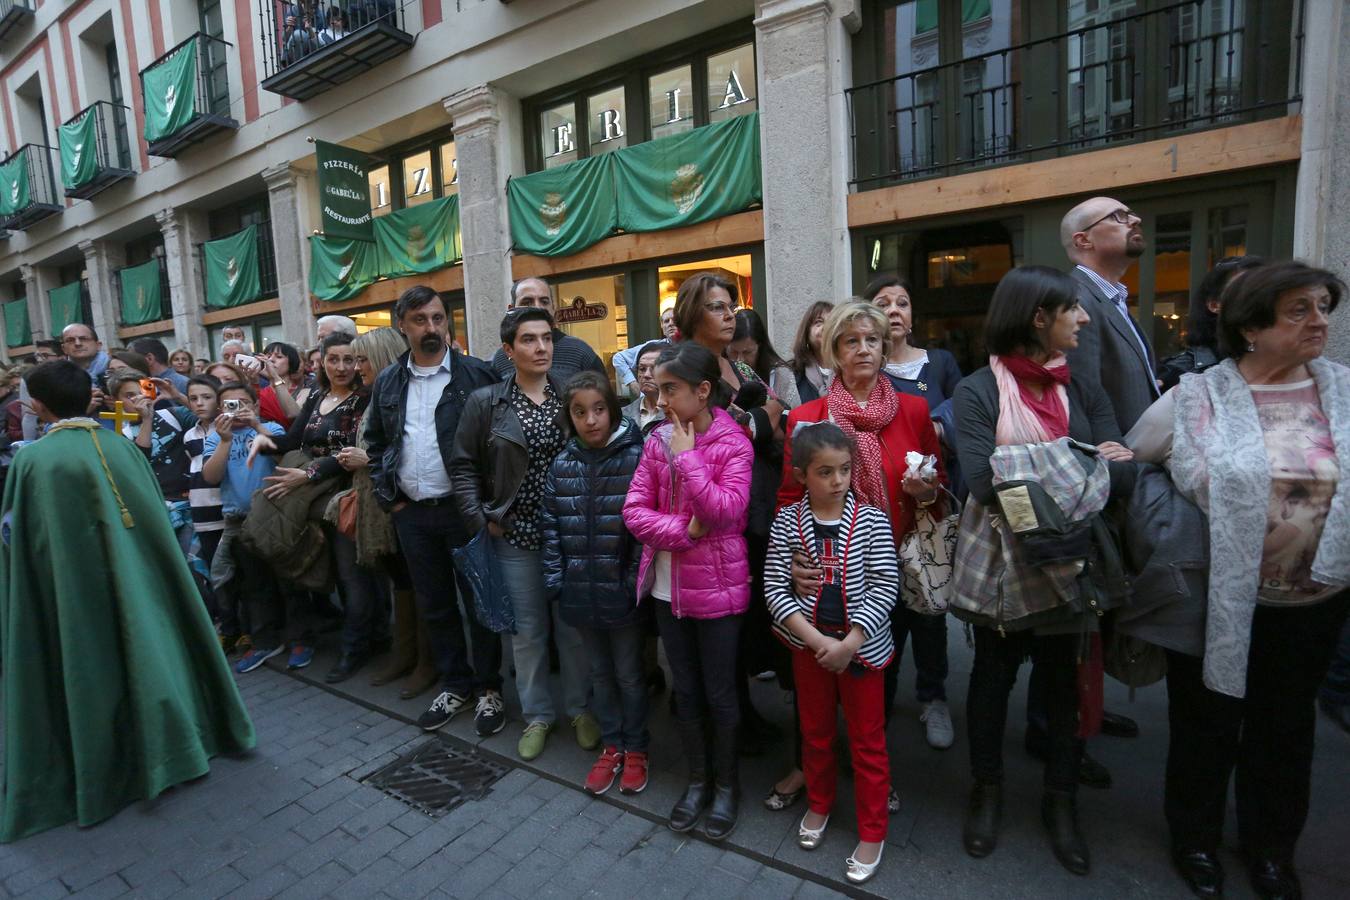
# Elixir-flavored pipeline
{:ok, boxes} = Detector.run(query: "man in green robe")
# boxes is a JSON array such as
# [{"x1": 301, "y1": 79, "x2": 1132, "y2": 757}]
[{"x1": 0, "y1": 361, "x2": 256, "y2": 843}]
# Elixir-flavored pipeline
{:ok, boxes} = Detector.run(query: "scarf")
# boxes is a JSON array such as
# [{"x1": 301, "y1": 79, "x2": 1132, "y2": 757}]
[
  {"x1": 991, "y1": 354, "x2": 1070, "y2": 445},
  {"x1": 826, "y1": 375, "x2": 898, "y2": 510}
]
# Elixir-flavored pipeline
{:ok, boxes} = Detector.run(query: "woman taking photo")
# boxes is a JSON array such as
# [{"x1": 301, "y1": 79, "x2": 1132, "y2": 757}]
[
  {"x1": 1155, "y1": 255, "x2": 1264, "y2": 391},
  {"x1": 257, "y1": 341, "x2": 315, "y2": 428},
  {"x1": 1127, "y1": 261, "x2": 1350, "y2": 900},
  {"x1": 778, "y1": 300, "x2": 943, "y2": 818},
  {"x1": 728, "y1": 308, "x2": 802, "y2": 409},
  {"x1": 952, "y1": 266, "x2": 1135, "y2": 877}
]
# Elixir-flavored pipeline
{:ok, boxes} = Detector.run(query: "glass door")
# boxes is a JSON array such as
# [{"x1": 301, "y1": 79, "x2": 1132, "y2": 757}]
[{"x1": 198, "y1": 0, "x2": 230, "y2": 117}]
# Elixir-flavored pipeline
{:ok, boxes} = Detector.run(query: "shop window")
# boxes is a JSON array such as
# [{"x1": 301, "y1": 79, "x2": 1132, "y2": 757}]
[
  {"x1": 542, "y1": 101, "x2": 579, "y2": 169},
  {"x1": 402, "y1": 150, "x2": 435, "y2": 208},
  {"x1": 553, "y1": 274, "x2": 629, "y2": 378},
  {"x1": 706, "y1": 43, "x2": 757, "y2": 123},
  {"x1": 658, "y1": 255, "x2": 755, "y2": 315},
  {"x1": 649, "y1": 65, "x2": 694, "y2": 140},
  {"x1": 587, "y1": 85, "x2": 628, "y2": 156},
  {"x1": 440, "y1": 142, "x2": 459, "y2": 197},
  {"x1": 1151, "y1": 211, "x2": 1193, "y2": 357},
  {"x1": 351, "y1": 309, "x2": 393, "y2": 333},
  {"x1": 369, "y1": 165, "x2": 392, "y2": 217}
]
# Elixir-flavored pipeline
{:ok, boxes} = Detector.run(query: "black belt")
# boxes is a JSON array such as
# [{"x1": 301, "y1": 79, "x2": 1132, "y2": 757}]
[{"x1": 404, "y1": 494, "x2": 455, "y2": 507}]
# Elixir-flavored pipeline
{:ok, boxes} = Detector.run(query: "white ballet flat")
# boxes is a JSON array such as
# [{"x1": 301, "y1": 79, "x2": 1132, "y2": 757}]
[
  {"x1": 846, "y1": 841, "x2": 884, "y2": 884},
  {"x1": 797, "y1": 812, "x2": 829, "y2": 850}
]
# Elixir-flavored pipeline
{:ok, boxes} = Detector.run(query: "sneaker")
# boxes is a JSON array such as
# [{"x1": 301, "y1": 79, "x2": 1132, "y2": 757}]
[
  {"x1": 921, "y1": 700, "x2": 954, "y2": 750},
  {"x1": 418, "y1": 691, "x2": 469, "y2": 731},
  {"x1": 518, "y1": 721, "x2": 551, "y2": 761},
  {"x1": 572, "y1": 712, "x2": 602, "y2": 751},
  {"x1": 474, "y1": 691, "x2": 506, "y2": 737},
  {"x1": 234, "y1": 645, "x2": 283, "y2": 674},
  {"x1": 619, "y1": 750, "x2": 649, "y2": 795},
  {"x1": 287, "y1": 645, "x2": 314, "y2": 670},
  {"x1": 584, "y1": 747, "x2": 624, "y2": 795}
]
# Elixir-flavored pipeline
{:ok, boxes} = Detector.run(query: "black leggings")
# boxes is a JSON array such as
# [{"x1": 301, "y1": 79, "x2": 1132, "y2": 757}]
[{"x1": 656, "y1": 604, "x2": 743, "y2": 728}]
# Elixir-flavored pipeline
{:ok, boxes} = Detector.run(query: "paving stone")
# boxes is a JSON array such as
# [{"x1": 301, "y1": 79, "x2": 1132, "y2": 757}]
[
  {"x1": 171, "y1": 864, "x2": 244, "y2": 900},
  {"x1": 437, "y1": 849, "x2": 510, "y2": 899},
  {"x1": 386, "y1": 823, "x2": 461, "y2": 869},
  {"x1": 295, "y1": 777, "x2": 360, "y2": 815},
  {"x1": 486, "y1": 817, "x2": 553, "y2": 863},
  {"x1": 286, "y1": 829, "x2": 360, "y2": 878},
  {"x1": 291, "y1": 797, "x2": 366, "y2": 843},
  {"x1": 274, "y1": 861, "x2": 353, "y2": 900},
  {"x1": 338, "y1": 796, "x2": 407, "y2": 839},
  {"x1": 389, "y1": 809, "x2": 435, "y2": 839},
  {"x1": 69, "y1": 874, "x2": 128, "y2": 900},
  {"x1": 714, "y1": 847, "x2": 763, "y2": 882},
  {"x1": 329, "y1": 857, "x2": 403, "y2": 900},
  {"x1": 228, "y1": 829, "x2": 309, "y2": 880}
]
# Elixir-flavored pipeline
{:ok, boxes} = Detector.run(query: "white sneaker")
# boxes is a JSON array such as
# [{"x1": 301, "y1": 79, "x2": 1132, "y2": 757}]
[{"x1": 921, "y1": 700, "x2": 954, "y2": 749}]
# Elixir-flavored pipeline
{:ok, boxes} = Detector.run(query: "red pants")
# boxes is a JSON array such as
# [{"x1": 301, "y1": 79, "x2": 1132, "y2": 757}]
[{"x1": 792, "y1": 649, "x2": 890, "y2": 842}]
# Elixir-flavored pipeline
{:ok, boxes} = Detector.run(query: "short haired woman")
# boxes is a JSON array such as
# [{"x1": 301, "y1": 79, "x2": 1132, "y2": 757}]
[
  {"x1": 1127, "y1": 261, "x2": 1350, "y2": 900},
  {"x1": 789, "y1": 301, "x2": 835, "y2": 403}
]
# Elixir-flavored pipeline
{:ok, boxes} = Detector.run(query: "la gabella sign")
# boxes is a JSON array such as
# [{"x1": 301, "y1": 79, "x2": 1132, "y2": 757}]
[
  {"x1": 322, "y1": 156, "x2": 370, "y2": 228},
  {"x1": 555, "y1": 296, "x2": 609, "y2": 324},
  {"x1": 548, "y1": 68, "x2": 752, "y2": 159}
]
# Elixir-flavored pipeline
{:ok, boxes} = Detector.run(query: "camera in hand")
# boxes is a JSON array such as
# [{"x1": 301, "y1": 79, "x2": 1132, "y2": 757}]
[{"x1": 222, "y1": 398, "x2": 245, "y2": 416}]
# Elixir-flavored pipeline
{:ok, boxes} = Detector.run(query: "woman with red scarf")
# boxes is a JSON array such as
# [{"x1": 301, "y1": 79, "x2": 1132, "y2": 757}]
[{"x1": 951, "y1": 266, "x2": 1135, "y2": 877}]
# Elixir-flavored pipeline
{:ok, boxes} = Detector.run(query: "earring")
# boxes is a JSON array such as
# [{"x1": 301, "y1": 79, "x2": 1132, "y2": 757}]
[{"x1": 1247, "y1": 341, "x2": 1256, "y2": 353}]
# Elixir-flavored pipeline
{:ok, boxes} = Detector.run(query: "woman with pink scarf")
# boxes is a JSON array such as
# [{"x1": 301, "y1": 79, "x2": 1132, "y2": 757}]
[{"x1": 951, "y1": 266, "x2": 1135, "y2": 877}]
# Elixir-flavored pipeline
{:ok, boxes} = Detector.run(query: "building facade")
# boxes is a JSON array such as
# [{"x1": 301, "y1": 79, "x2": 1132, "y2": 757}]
[{"x1": 0, "y1": 0, "x2": 1342, "y2": 371}]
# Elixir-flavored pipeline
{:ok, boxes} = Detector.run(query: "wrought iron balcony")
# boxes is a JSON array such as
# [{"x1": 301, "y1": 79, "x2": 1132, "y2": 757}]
[
  {"x1": 61, "y1": 102, "x2": 135, "y2": 201},
  {"x1": 847, "y1": 0, "x2": 1304, "y2": 189},
  {"x1": 194, "y1": 221, "x2": 279, "y2": 301},
  {"x1": 140, "y1": 33, "x2": 240, "y2": 158},
  {"x1": 0, "y1": 144, "x2": 62, "y2": 231},
  {"x1": 258, "y1": 0, "x2": 416, "y2": 101},
  {"x1": 0, "y1": 0, "x2": 35, "y2": 42}
]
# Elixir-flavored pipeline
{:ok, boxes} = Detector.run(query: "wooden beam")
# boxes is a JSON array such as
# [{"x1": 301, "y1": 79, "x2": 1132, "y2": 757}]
[
  {"x1": 310, "y1": 266, "x2": 465, "y2": 316},
  {"x1": 201, "y1": 298, "x2": 282, "y2": 325},
  {"x1": 847, "y1": 116, "x2": 1304, "y2": 229},
  {"x1": 511, "y1": 210, "x2": 765, "y2": 279},
  {"x1": 117, "y1": 318, "x2": 175, "y2": 340},
  {"x1": 6, "y1": 344, "x2": 34, "y2": 359}
]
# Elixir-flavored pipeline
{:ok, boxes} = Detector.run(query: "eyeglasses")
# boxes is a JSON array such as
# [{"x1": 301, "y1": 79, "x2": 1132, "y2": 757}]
[
  {"x1": 704, "y1": 301, "x2": 738, "y2": 317},
  {"x1": 1082, "y1": 208, "x2": 1139, "y2": 231}
]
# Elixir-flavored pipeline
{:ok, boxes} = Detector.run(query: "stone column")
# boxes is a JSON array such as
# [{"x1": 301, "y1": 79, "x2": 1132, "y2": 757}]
[
  {"x1": 157, "y1": 206, "x2": 211, "y2": 357},
  {"x1": 443, "y1": 84, "x2": 519, "y2": 360},
  {"x1": 264, "y1": 163, "x2": 316, "y2": 349},
  {"x1": 755, "y1": 0, "x2": 855, "y2": 351},
  {"x1": 19, "y1": 263, "x2": 59, "y2": 342},
  {"x1": 78, "y1": 239, "x2": 126, "y2": 349}
]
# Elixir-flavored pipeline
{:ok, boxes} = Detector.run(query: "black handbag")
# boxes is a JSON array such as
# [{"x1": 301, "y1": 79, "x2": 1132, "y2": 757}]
[{"x1": 993, "y1": 445, "x2": 1100, "y2": 569}]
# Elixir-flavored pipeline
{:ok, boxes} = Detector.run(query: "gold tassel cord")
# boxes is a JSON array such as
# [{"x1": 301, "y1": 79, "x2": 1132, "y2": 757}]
[{"x1": 46, "y1": 420, "x2": 136, "y2": 529}]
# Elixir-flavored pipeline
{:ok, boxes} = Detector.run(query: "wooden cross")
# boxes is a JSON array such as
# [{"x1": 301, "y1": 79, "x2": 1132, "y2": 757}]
[{"x1": 99, "y1": 400, "x2": 141, "y2": 431}]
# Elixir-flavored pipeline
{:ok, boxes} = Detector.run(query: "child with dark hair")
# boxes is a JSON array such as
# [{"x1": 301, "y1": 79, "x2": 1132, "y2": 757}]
[
  {"x1": 765, "y1": 421, "x2": 899, "y2": 884},
  {"x1": 183, "y1": 376, "x2": 225, "y2": 563},
  {"x1": 541, "y1": 372, "x2": 648, "y2": 796}
]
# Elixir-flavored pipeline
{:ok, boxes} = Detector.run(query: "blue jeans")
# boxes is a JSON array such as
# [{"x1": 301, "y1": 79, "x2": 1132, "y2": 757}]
[
  {"x1": 494, "y1": 538, "x2": 589, "y2": 725},
  {"x1": 1321, "y1": 614, "x2": 1350, "y2": 707},
  {"x1": 579, "y1": 623, "x2": 650, "y2": 751},
  {"x1": 884, "y1": 607, "x2": 949, "y2": 722},
  {"x1": 330, "y1": 528, "x2": 389, "y2": 657}
]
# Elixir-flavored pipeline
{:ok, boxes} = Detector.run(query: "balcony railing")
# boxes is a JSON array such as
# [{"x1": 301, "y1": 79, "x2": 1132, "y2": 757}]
[
  {"x1": 0, "y1": 144, "x2": 62, "y2": 231},
  {"x1": 195, "y1": 221, "x2": 279, "y2": 304},
  {"x1": 0, "y1": 0, "x2": 34, "y2": 42},
  {"x1": 140, "y1": 33, "x2": 240, "y2": 158},
  {"x1": 848, "y1": 0, "x2": 1304, "y2": 189},
  {"x1": 61, "y1": 101, "x2": 135, "y2": 201},
  {"x1": 258, "y1": 0, "x2": 416, "y2": 101}
]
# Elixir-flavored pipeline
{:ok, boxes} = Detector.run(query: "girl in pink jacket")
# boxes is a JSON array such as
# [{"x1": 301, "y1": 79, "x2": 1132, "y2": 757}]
[{"x1": 623, "y1": 342, "x2": 753, "y2": 841}]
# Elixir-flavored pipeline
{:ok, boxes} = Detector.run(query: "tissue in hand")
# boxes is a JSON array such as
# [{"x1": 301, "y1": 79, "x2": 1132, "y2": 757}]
[{"x1": 904, "y1": 451, "x2": 938, "y2": 480}]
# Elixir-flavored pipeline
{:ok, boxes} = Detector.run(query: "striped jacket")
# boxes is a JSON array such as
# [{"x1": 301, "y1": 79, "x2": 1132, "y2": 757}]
[{"x1": 765, "y1": 491, "x2": 899, "y2": 670}]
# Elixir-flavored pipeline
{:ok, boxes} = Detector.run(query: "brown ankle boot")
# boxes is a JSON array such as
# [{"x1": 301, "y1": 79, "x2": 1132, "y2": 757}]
[
  {"x1": 370, "y1": 590, "x2": 418, "y2": 686},
  {"x1": 399, "y1": 617, "x2": 439, "y2": 699}
]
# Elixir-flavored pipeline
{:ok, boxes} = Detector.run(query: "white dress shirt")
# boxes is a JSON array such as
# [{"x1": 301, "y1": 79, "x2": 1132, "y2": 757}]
[
  {"x1": 396, "y1": 350, "x2": 454, "y2": 501},
  {"x1": 1076, "y1": 264, "x2": 1154, "y2": 373}
]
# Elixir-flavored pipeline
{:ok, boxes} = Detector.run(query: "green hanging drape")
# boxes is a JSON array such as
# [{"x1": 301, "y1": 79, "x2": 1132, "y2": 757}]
[
  {"x1": 60, "y1": 110, "x2": 99, "y2": 190},
  {"x1": 507, "y1": 154, "x2": 619, "y2": 257},
  {"x1": 4, "y1": 302, "x2": 30, "y2": 349},
  {"x1": 373, "y1": 195, "x2": 461, "y2": 279},
  {"x1": 308, "y1": 236, "x2": 381, "y2": 302},
  {"x1": 48, "y1": 283, "x2": 84, "y2": 333},
  {"x1": 0, "y1": 153, "x2": 30, "y2": 218},
  {"x1": 204, "y1": 225, "x2": 262, "y2": 309},
  {"x1": 119, "y1": 260, "x2": 164, "y2": 325},
  {"x1": 142, "y1": 40, "x2": 198, "y2": 143}
]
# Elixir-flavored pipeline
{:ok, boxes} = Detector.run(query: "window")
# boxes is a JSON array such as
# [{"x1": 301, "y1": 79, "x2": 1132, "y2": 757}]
[
  {"x1": 526, "y1": 29, "x2": 756, "y2": 171},
  {"x1": 369, "y1": 165, "x2": 392, "y2": 217},
  {"x1": 198, "y1": 0, "x2": 230, "y2": 117},
  {"x1": 364, "y1": 133, "x2": 458, "y2": 214},
  {"x1": 105, "y1": 44, "x2": 131, "y2": 169},
  {"x1": 439, "y1": 142, "x2": 458, "y2": 197},
  {"x1": 401, "y1": 149, "x2": 434, "y2": 207}
]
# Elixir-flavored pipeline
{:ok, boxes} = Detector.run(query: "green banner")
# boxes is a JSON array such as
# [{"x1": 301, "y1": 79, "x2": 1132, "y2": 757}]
[
  {"x1": 48, "y1": 282, "x2": 84, "y2": 333},
  {"x1": 308, "y1": 235, "x2": 381, "y2": 302},
  {"x1": 611, "y1": 112, "x2": 761, "y2": 234},
  {"x1": 315, "y1": 140, "x2": 374, "y2": 241},
  {"x1": 507, "y1": 154, "x2": 618, "y2": 257},
  {"x1": 204, "y1": 225, "x2": 262, "y2": 309},
  {"x1": 0, "y1": 152, "x2": 29, "y2": 217},
  {"x1": 60, "y1": 109, "x2": 99, "y2": 190},
  {"x1": 373, "y1": 195, "x2": 461, "y2": 279},
  {"x1": 4, "y1": 301, "x2": 30, "y2": 348},
  {"x1": 142, "y1": 39, "x2": 198, "y2": 143},
  {"x1": 119, "y1": 259, "x2": 164, "y2": 325}
]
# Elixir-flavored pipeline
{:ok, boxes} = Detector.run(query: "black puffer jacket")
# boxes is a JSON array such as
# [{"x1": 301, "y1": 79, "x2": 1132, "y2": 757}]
[{"x1": 540, "y1": 418, "x2": 644, "y2": 630}]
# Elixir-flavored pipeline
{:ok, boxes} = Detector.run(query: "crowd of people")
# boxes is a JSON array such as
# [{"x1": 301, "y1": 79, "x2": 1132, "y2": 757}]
[{"x1": 4, "y1": 195, "x2": 1349, "y2": 897}]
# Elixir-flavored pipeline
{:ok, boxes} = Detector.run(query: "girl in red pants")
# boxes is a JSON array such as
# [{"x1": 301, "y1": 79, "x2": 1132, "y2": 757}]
[{"x1": 765, "y1": 422, "x2": 899, "y2": 884}]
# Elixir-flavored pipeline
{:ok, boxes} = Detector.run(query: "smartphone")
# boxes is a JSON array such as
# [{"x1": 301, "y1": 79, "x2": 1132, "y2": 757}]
[{"x1": 139, "y1": 378, "x2": 157, "y2": 401}]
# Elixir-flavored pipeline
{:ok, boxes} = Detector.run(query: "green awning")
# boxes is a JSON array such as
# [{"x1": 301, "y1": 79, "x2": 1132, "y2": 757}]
[
  {"x1": 4, "y1": 301, "x2": 30, "y2": 348},
  {"x1": 373, "y1": 195, "x2": 461, "y2": 279},
  {"x1": 60, "y1": 110, "x2": 99, "y2": 190},
  {"x1": 119, "y1": 259, "x2": 164, "y2": 325},
  {"x1": 142, "y1": 40, "x2": 198, "y2": 143},
  {"x1": 308, "y1": 235, "x2": 381, "y2": 302},
  {"x1": 204, "y1": 225, "x2": 262, "y2": 309},
  {"x1": 48, "y1": 282, "x2": 84, "y2": 332},
  {"x1": 0, "y1": 153, "x2": 29, "y2": 217},
  {"x1": 507, "y1": 154, "x2": 619, "y2": 257}
]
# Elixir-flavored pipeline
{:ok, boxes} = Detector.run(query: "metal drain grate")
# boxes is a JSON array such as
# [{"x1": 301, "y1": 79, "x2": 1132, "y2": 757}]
[{"x1": 364, "y1": 738, "x2": 509, "y2": 817}]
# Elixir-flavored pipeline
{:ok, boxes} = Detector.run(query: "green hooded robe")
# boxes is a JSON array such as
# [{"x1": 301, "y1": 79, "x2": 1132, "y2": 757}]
[{"x1": 0, "y1": 421, "x2": 256, "y2": 843}]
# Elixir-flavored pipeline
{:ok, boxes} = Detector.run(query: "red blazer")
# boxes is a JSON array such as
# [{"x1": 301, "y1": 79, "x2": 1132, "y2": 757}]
[{"x1": 777, "y1": 386, "x2": 944, "y2": 548}]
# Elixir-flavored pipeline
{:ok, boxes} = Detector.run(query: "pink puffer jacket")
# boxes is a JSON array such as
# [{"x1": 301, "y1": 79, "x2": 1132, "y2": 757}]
[{"x1": 623, "y1": 407, "x2": 753, "y2": 619}]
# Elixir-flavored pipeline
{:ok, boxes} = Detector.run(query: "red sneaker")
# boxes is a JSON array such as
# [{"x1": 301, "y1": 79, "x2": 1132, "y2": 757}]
[
  {"x1": 619, "y1": 750, "x2": 648, "y2": 794},
  {"x1": 584, "y1": 747, "x2": 624, "y2": 795}
]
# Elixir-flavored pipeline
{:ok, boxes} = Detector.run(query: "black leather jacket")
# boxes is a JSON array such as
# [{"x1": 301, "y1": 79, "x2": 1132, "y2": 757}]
[{"x1": 364, "y1": 349, "x2": 498, "y2": 528}]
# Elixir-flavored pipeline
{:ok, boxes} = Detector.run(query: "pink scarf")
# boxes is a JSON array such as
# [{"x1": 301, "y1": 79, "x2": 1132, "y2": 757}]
[
  {"x1": 826, "y1": 375, "x2": 899, "y2": 509},
  {"x1": 990, "y1": 354, "x2": 1070, "y2": 445}
]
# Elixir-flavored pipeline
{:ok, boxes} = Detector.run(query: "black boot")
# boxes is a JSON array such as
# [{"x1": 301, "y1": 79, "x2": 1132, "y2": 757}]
[
  {"x1": 704, "y1": 725, "x2": 740, "y2": 841},
  {"x1": 1042, "y1": 790, "x2": 1090, "y2": 875},
  {"x1": 669, "y1": 719, "x2": 711, "y2": 833},
  {"x1": 962, "y1": 782, "x2": 1002, "y2": 858}
]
